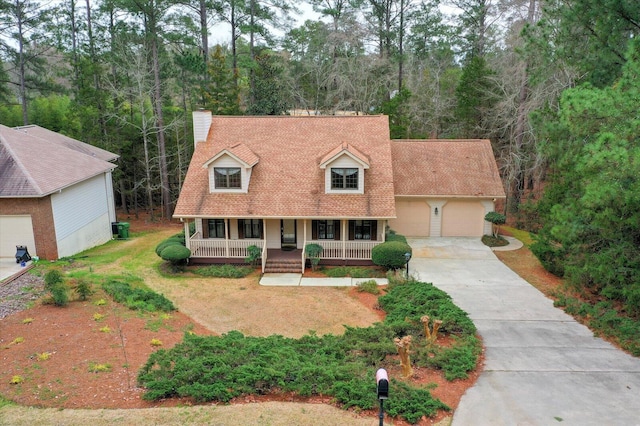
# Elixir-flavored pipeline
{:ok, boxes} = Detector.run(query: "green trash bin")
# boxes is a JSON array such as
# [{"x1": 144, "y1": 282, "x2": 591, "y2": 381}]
[{"x1": 117, "y1": 222, "x2": 130, "y2": 239}]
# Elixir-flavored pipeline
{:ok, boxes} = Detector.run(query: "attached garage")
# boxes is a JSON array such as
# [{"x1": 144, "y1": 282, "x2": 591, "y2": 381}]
[
  {"x1": 0, "y1": 215, "x2": 35, "y2": 258},
  {"x1": 442, "y1": 200, "x2": 486, "y2": 237},
  {"x1": 389, "y1": 199, "x2": 431, "y2": 237}
]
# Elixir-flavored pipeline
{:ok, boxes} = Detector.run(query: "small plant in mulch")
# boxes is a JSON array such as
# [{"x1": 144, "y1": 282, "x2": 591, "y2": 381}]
[
  {"x1": 99, "y1": 326, "x2": 111, "y2": 333},
  {"x1": 11, "y1": 337, "x2": 24, "y2": 345},
  {"x1": 37, "y1": 352, "x2": 52, "y2": 361},
  {"x1": 93, "y1": 313, "x2": 105, "y2": 321},
  {"x1": 73, "y1": 278, "x2": 94, "y2": 301},
  {"x1": 481, "y1": 234, "x2": 509, "y2": 247},
  {"x1": 22, "y1": 318, "x2": 34, "y2": 324},
  {"x1": 10, "y1": 375, "x2": 24, "y2": 384},
  {"x1": 356, "y1": 280, "x2": 381, "y2": 295},
  {"x1": 88, "y1": 362, "x2": 112, "y2": 373},
  {"x1": 94, "y1": 299, "x2": 107, "y2": 306},
  {"x1": 44, "y1": 269, "x2": 69, "y2": 307},
  {"x1": 150, "y1": 338, "x2": 163, "y2": 347}
]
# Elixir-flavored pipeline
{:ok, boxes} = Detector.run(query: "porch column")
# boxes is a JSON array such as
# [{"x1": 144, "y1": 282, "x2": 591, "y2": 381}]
[
  {"x1": 342, "y1": 220, "x2": 346, "y2": 260},
  {"x1": 183, "y1": 220, "x2": 190, "y2": 250},
  {"x1": 262, "y1": 219, "x2": 267, "y2": 273},
  {"x1": 481, "y1": 200, "x2": 495, "y2": 236},
  {"x1": 224, "y1": 219, "x2": 229, "y2": 258},
  {"x1": 302, "y1": 220, "x2": 307, "y2": 273}
]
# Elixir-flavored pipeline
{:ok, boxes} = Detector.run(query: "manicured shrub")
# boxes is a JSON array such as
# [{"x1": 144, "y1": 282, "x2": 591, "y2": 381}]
[
  {"x1": 484, "y1": 211, "x2": 506, "y2": 237},
  {"x1": 371, "y1": 241, "x2": 412, "y2": 270},
  {"x1": 160, "y1": 245, "x2": 191, "y2": 270},
  {"x1": 155, "y1": 239, "x2": 182, "y2": 257},
  {"x1": 385, "y1": 232, "x2": 408, "y2": 243}
]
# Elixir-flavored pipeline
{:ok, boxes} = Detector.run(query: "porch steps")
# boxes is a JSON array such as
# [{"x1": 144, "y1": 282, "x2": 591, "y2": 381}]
[{"x1": 264, "y1": 258, "x2": 302, "y2": 274}]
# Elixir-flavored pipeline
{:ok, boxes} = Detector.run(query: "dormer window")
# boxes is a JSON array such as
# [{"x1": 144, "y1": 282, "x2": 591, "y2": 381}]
[
  {"x1": 331, "y1": 168, "x2": 359, "y2": 190},
  {"x1": 320, "y1": 143, "x2": 370, "y2": 195},
  {"x1": 214, "y1": 167, "x2": 241, "y2": 189}
]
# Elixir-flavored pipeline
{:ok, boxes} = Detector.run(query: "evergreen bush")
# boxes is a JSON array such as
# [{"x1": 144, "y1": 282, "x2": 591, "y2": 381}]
[{"x1": 371, "y1": 241, "x2": 412, "y2": 270}]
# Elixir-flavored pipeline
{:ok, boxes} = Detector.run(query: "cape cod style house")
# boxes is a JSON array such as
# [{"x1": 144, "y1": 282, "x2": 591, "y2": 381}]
[{"x1": 173, "y1": 111, "x2": 505, "y2": 273}]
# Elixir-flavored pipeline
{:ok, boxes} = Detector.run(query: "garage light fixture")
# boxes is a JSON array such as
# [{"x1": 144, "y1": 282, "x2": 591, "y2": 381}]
[{"x1": 434, "y1": 207, "x2": 439, "y2": 216}]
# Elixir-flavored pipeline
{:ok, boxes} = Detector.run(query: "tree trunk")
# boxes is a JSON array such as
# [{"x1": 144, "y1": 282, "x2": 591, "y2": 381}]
[
  {"x1": 16, "y1": 0, "x2": 28, "y2": 125},
  {"x1": 150, "y1": 31, "x2": 171, "y2": 219},
  {"x1": 511, "y1": 0, "x2": 537, "y2": 209}
]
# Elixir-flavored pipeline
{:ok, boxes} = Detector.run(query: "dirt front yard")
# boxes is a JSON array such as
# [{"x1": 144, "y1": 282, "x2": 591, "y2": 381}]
[{"x1": 0, "y1": 216, "x2": 483, "y2": 425}]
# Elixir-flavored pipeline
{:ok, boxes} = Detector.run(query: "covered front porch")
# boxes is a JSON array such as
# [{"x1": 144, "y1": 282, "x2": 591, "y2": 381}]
[{"x1": 182, "y1": 218, "x2": 385, "y2": 273}]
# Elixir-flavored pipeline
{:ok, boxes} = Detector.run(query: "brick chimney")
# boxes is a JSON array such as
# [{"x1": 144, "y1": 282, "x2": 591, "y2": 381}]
[{"x1": 193, "y1": 109, "x2": 212, "y2": 146}]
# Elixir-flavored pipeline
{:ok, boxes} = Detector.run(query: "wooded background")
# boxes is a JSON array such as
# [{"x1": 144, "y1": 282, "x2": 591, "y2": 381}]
[{"x1": 2, "y1": 0, "x2": 639, "y2": 332}]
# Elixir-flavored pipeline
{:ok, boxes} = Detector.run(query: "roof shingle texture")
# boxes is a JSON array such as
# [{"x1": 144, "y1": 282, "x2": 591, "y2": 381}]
[
  {"x1": 174, "y1": 115, "x2": 397, "y2": 219},
  {"x1": 391, "y1": 140, "x2": 505, "y2": 197},
  {"x1": 0, "y1": 125, "x2": 118, "y2": 197}
]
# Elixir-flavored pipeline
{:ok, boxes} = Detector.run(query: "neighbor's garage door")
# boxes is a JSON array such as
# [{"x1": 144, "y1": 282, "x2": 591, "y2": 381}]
[
  {"x1": 0, "y1": 215, "x2": 36, "y2": 258},
  {"x1": 388, "y1": 199, "x2": 430, "y2": 237},
  {"x1": 441, "y1": 201, "x2": 485, "y2": 237}
]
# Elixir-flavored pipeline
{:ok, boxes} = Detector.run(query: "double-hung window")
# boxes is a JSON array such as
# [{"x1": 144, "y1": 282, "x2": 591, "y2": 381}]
[
  {"x1": 207, "y1": 219, "x2": 225, "y2": 238},
  {"x1": 240, "y1": 219, "x2": 262, "y2": 239},
  {"x1": 214, "y1": 167, "x2": 241, "y2": 189},
  {"x1": 317, "y1": 220, "x2": 335, "y2": 239},
  {"x1": 353, "y1": 220, "x2": 372, "y2": 240},
  {"x1": 331, "y1": 168, "x2": 358, "y2": 190}
]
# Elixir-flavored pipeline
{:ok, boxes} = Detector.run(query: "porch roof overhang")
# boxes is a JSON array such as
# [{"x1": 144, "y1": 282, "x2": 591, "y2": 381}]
[{"x1": 175, "y1": 215, "x2": 396, "y2": 220}]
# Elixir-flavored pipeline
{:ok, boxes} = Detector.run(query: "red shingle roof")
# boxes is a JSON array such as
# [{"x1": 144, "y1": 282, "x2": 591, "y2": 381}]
[
  {"x1": 320, "y1": 143, "x2": 370, "y2": 169},
  {"x1": 391, "y1": 139, "x2": 505, "y2": 198},
  {"x1": 174, "y1": 115, "x2": 396, "y2": 218}
]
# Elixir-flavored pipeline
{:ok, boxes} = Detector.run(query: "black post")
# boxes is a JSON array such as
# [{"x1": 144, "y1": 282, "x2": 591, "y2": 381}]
[
  {"x1": 404, "y1": 252, "x2": 411, "y2": 279},
  {"x1": 376, "y1": 368, "x2": 389, "y2": 425}
]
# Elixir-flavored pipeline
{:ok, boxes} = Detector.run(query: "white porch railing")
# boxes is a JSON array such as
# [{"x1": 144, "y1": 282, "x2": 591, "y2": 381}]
[
  {"x1": 306, "y1": 240, "x2": 381, "y2": 260},
  {"x1": 189, "y1": 235, "x2": 264, "y2": 258}
]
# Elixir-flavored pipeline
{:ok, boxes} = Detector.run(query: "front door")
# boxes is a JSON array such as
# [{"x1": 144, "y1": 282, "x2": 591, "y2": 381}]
[{"x1": 281, "y1": 219, "x2": 297, "y2": 250}]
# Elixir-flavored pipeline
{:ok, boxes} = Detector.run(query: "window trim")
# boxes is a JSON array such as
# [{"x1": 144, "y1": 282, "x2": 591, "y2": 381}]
[
  {"x1": 214, "y1": 167, "x2": 241, "y2": 189},
  {"x1": 331, "y1": 167, "x2": 359, "y2": 190}
]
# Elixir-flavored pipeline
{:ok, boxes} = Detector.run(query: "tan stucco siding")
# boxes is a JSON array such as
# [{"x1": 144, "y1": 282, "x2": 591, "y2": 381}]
[
  {"x1": 442, "y1": 200, "x2": 485, "y2": 237},
  {"x1": 388, "y1": 199, "x2": 431, "y2": 237}
]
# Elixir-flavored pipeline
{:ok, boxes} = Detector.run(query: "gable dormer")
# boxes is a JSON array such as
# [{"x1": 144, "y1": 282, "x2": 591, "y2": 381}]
[
  {"x1": 203, "y1": 144, "x2": 259, "y2": 193},
  {"x1": 320, "y1": 143, "x2": 370, "y2": 194}
]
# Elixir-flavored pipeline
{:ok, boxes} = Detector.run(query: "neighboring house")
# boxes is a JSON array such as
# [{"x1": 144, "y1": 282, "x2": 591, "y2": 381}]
[
  {"x1": 0, "y1": 125, "x2": 119, "y2": 260},
  {"x1": 173, "y1": 111, "x2": 505, "y2": 273}
]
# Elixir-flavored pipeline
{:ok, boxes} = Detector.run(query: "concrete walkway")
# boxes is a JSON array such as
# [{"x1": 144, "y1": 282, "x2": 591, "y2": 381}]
[
  {"x1": 407, "y1": 237, "x2": 640, "y2": 426},
  {"x1": 259, "y1": 273, "x2": 387, "y2": 287}
]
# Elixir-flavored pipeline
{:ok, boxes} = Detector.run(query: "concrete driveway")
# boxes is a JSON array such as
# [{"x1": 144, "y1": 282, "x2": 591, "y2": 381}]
[{"x1": 408, "y1": 237, "x2": 640, "y2": 426}]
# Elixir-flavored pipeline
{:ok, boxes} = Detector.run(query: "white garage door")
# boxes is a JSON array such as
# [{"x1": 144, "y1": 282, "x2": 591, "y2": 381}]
[
  {"x1": 442, "y1": 201, "x2": 485, "y2": 237},
  {"x1": 388, "y1": 200, "x2": 430, "y2": 237},
  {"x1": 0, "y1": 215, "x2": 36, "y2": 258}
]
